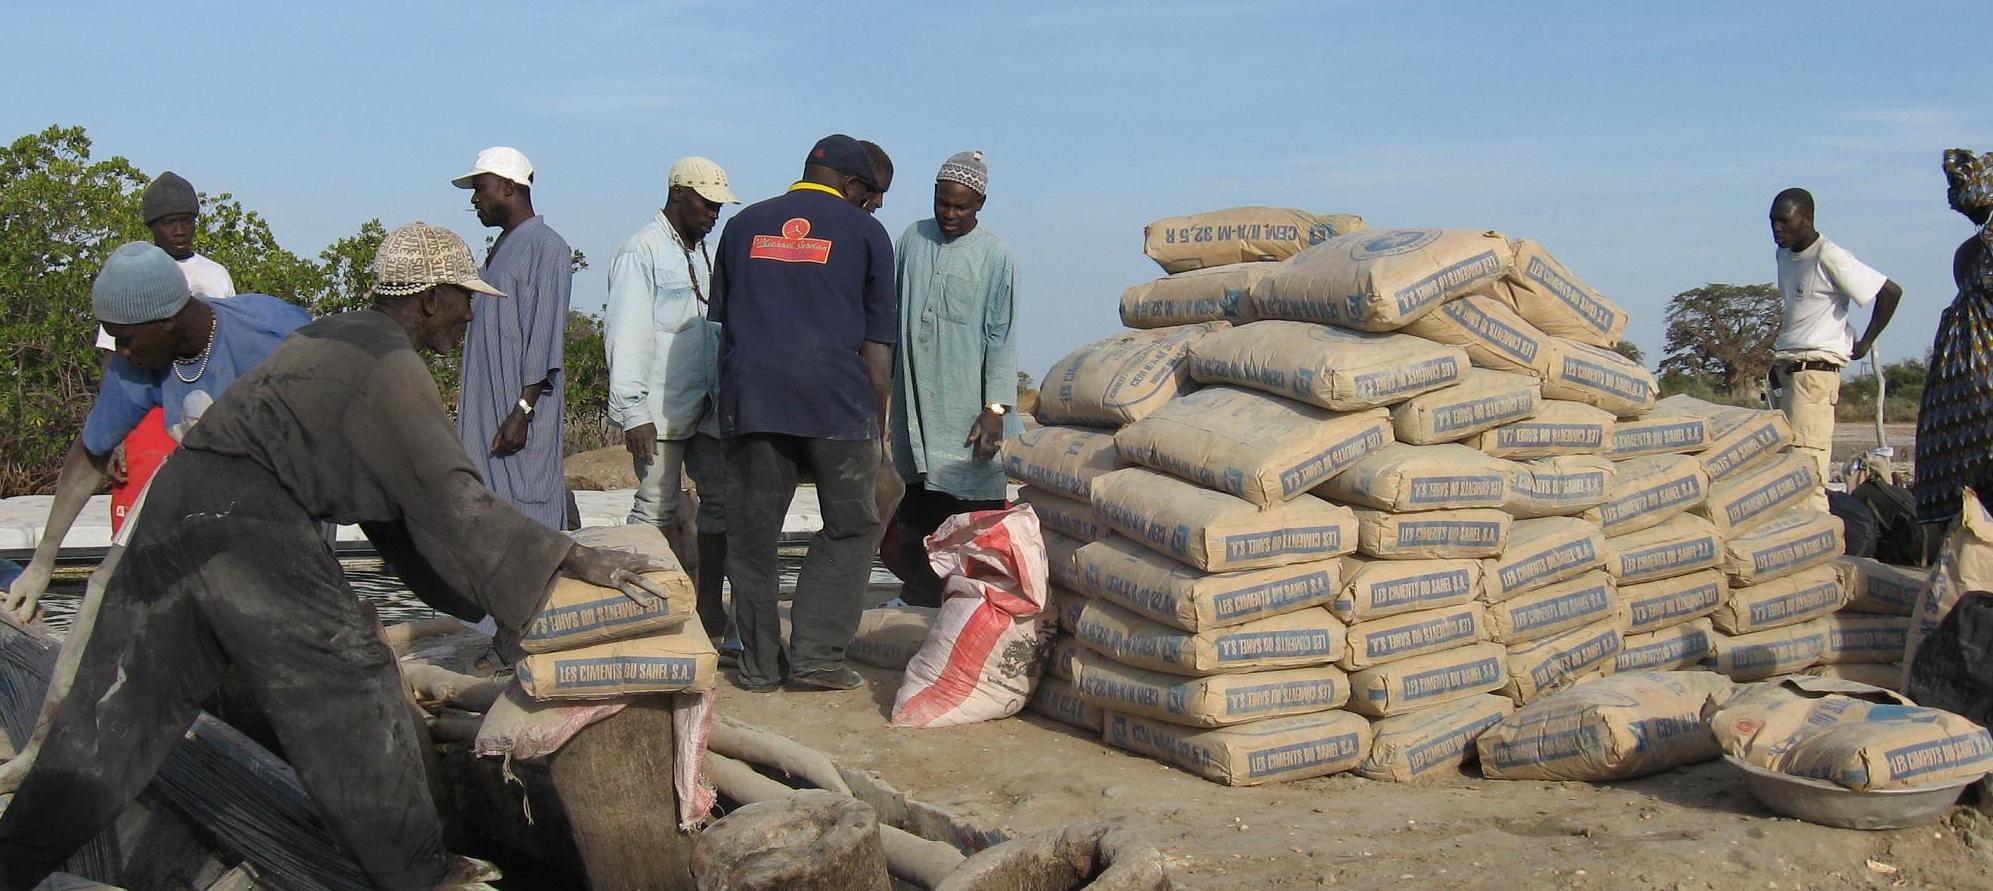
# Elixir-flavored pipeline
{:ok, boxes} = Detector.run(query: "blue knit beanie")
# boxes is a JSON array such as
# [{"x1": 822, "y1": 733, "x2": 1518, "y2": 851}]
[{"x1": 92, "y1": 241, "x2": 190, "y2": 324}]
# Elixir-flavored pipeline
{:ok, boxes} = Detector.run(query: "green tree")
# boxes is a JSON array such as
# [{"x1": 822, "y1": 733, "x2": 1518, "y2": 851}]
[
  {"x1": 1660, "y1": 282, "x2": 1780, "y2": 399},
  {"x1": 1611, "y1": 339, "x2": 1645, "y2": 366}
]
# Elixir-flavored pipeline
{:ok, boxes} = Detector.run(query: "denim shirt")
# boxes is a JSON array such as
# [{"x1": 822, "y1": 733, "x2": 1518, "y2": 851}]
[{"x1": 605, "y1": 211, "x2": 720, "y2": 439}]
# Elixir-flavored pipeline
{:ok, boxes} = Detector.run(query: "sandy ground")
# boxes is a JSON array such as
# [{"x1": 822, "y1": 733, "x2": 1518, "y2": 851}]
[{"x1": 1831, "y1": 422, "x2": 1916, "y2": 466}]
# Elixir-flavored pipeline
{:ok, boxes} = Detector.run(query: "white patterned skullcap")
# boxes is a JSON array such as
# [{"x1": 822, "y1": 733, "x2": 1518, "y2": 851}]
[
  {"x1": 936, "y1": 150, "x2": 987, "y2": 196},
  {"x1": 370, "y1": 222, "x2": 506, "y2": 298}
]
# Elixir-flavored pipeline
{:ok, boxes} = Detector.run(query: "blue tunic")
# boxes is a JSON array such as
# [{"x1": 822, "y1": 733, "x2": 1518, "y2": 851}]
[{"x1": 459, "y1": 215, "x2": 572, "y2": 530}]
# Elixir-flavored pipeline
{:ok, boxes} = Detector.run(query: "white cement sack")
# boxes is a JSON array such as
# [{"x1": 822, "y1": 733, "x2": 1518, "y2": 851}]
[
  {"x1": 1116, "y1": 386, "x2": 1392, "y2": 506},
  {"x1": 1711, "y1": 564, "x2": 1845, "y2": 635},
  {"x1": 1401, "y1": 292, "x2": 1558, "y2": 376},
  {"x1": 1249, "y1": 228, "x2": 1516, "y2": 332},
  {"x1": 1074, "y1": 599, "x2": 1345, "y2": 676},
  {"x1": 1821, "y1": 614, "x2": 1911, "y2": 665},
  {"x1": 1356, "y1": 694, "x2": 1513, "y2": 783},
  {"x1": 1583, "y1": 454, "x2": 1709, "y2": 536},
  {"x1": 521, "y1": 570, "x2": 695, "y2": 654},
  {"x1": 1723, "y1": 509, "x2": 1844, "y2": 586},
  {"x1": 1142, "y1": 206, "x2": 1364, "y2": 274},
  {"x1": 1315, "y1": 443, "x2": 1515, "y2": 512},
  {"x1": 1120, "y1": 263, "x2": 1274, "y2": 328},
  {"x1": 1049, "y1": 585, "x2": 1089, "y2": 634},
  {"x1": 846, "y1": 606, "x2": 937, "y2": 670},
  {"x1": 1017, "y1": 486, "x2": 1113, "y2": 542},
  {"x1": 1618, "y1": 569, "x2": 1727, "y2": 635},
  {"x1": 1653, "y1": 395, "x2": 1795, "y2": 482},
  {"x1": 1480, "y1": 516, "x2": 1606, "y2": 603},
  {"x1": 516, "y1": 621, "x2": 720, "y2": 701},
  {"x1": 1835, "y1": 556, "x2": 1928, "y2": 616},
  {"x1": 1074, "y1": 649, "x2": 1349, "y2": 727},
  {"x1": 1803, "y1": 663, "x2": 1903, "y2": 690},
  {"x1": 1503, "y1": 455, "x2": 1616, "y2": 518},
  {"x1": 1044, "y1": 528, "x2": 1087, "y2": 591},
  {"x1": 1694, "y1": 454, "x2": 1820, "y2": 537},
  {"x1": 1188, "y1": 321, "x2": 1466, "y2": 411},
  {"x1": 1027, "y1": 675, "x2": 1104, "y2": 733},
  {"x1": 1614, "y1": 620, "x2": 1717, "y2": 672},
  {"x1": 1341, "y1": 603, "x2": 1489, "y2": 670},
  {"x1": 1538, "y1": 340, "x2": 1656, "y2": 418},
  {"x1": 1472, "y1": 400, "x2": 1615, "y2": 458},
  {"x1": 1100, "y1": 709, "x2": 1373, "y2": 786},
  {"x1": 1354, "y1": 508, "x2": 1511, "y2": 559},
  {"x1": 1333, "y1": 557, "x2": 1483, "y2": 622},
  {"x1": 1345, "y1": 641, "x2": 1509, "y2": 717},
  {"x1": 1709, "y1": 677, "x2": 1993, "y2": 791},
  {"x1": 1390, "y1": 368, "x2": 1541, "y2": 445},
  {"x1": 1603, "y1": 515, "x2": 1723, "y2": 585},
  {"x1": 1905, "y1": 489, "x2": 1993, "y2": 681},
  {"x1": 1075, "y1": 536, "x2": 1341, "y2": 632},
  {"x1": 1709, "y1": 619, "x2": 1830, "y2": 681},
  {"x1": 1047, "y1": 634, "x2": 1086, "y2": 682},
  {"x1": 1035, "y1": 323, "x2": 1228, "y2": 427},
  {"x1": 1091, "y1": 467, "x2": 1357, "y2": 572},
  {"x1": 1479, "y1": 670, "x2": 1730, "y2": 781},
  {"x1": 1607, "y1": 415, "x2": 1711, "y2": 459},
  {"x1": 1504, "y1": 239, "x2": 1629, "y2": 348},
  {"x1": 1002, "y1": 425, "x2": 1123, "y2": 501},
  {"x1": 1484, "y1": 569, "x2": 1618, "y2": 645}
]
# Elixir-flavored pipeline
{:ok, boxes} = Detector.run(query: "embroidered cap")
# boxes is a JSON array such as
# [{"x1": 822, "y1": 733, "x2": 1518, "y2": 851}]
[
  {"x1": 669, "y1": 156, "x2": 740, "y2": 205},
  {"x1": 370, "y1": 222, "x2": 506, "y2": 298},
  {"x1": 452, "y1": 146, "x2": 534, "y2": 189},
  {"x1": 936, "y1": 150, "x2": 987, "y2": 196}
]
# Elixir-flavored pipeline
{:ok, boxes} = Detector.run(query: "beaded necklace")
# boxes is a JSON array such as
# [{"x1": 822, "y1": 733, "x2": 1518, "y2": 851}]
[{"x1": 172, "y1": 316, "x2": 218, "y2": 384}]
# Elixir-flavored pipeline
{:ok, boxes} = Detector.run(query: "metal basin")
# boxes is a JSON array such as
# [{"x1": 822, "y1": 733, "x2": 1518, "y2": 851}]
[{"x1": 1725, "y1": 755, "x2": 1982, "y2": 830}]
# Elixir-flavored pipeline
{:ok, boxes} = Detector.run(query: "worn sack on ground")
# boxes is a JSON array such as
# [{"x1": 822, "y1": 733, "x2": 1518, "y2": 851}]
[
  {"x1": 1091, "y1": 467, "x2": 1357, "y2": 571},
  {"x1": 1480, "y1": 670, "x2": 1730, "y2": 781},
  {"x1": 1345, "y1": 641, "x2": 1509, "y2": 717},
  {"x1": 1484, "y1": 569, "x2": 1617, "y2": 645},
  {"x1": 847, "y1": 606, "x2": 937, "y2": 670},
  {"x1": 1615, "y1": 620, "x2": 1717, "y2": 672},
  {"x1": 1074, "y1": 599, "x2": 1344, "y2": 676},
  {"x1": 1473, "y1": 400, "x2": 1615, "y2": 458},
  {"x1": 1027, "y1": 675, "x2": 1105, "y2": 733},
  {"x1": 1189, "y1": 321, "x2": 1466, "y2": 411},
  {"x1": 1355, "y1": 507, "x2": 1511, "y2": 559},
  {"x1": 1835, "y1": 556, "x2": 1927, "y2": 616},
  {"x1": 1503, "y1": 239, "x2": 1628, "y2": 348},
  {"x1": 1503, "y1": 620, "x2": 1623, "y2": 704},
  {"x1": 1035, "y1": 323, "x2": 1228, "y2": 427},
  {"x1": 1709, "y1": 676, "x2": 1993, "y2": 791},
  {"x1": 1047, "y1": 634, "x2": 1086, "y2": 682},
  {"x1": 1805, "y1": 662, "x2": 1904, "y2": 690},
  {"x1": 1481, "y1": 517, "x2": 1606, "y2": 603},
  {"x1": 1618, "y1": 569, "x2": 1726, "y2": 634},
  {"x1": 1694, "y1": 454, "x2": 1820, "y2": 537},
  {"x1": 1334, "y1": 556, "x2": 1483, "y2": 622},
  {"x1": 1709, "y1": 619, "x2": 1830, "y2": 681},
  {"x1": 1341, "y1": 603, "x2": 1489, "y2": 670},
  {"x1": 1390, "y1": 368, "x2": 1541, "y2": 445},
  {"x1": 1607, "y1": 415, "x2": 1710, "y2": 459},
  {"x1": 1316, "y1": 443, "x2": 1514, "y2": 512},
  {"x1": 1115, "y1": 386, "x2": 1391, "y2": 506},
  {"x1": 1538, "y1": 339, "x2": 1656, "y2": 417},
  {"x1": 1121, "y1": 263, "x2": 1275, "y2": 327},
  {"x1": 1075, "y1": 649, "x2": 1349, "y2": 727},
  {"x1": 521, "y1": 569, "x2": 695, "y2": 654},
  {"x1": 1076, "y1": 536, "x2": 1340, "y2": 631},
  {"x1": 1044, "y1": 527, "x2": 1087, "y2": 590},
  {"x1": 1100, "y1": 709, "x2": 1373, "y2": 786},
  {"x1": 1142, "y1": 206, "x2": 1364, "y2": 274},
  {"x1": 1017, "y1": 486, "x2": 1113, "y2": 543},
  {"x1": 894, "y1": 507, "x2": 1057, "y2": 728},
  {"x1": 1249, "y1": 228, "x2": 1514, "y2": 331},
  {"x1": 1049, "y1": 586, "x2": 1089, "y2": 634},
  {"x1": 1822, "y1": 614, "x2": 1911, "y2": 665},
  {"x1": 1583, "y1": 454, "x2": 1709, "y2": 536},
  {"x1": 475, "y1": 683, "x2": 630, "y2": 761},
  {"x1": 516, "y1": 620, "x2": 719, "y2": 700},
  {"x1": 1712, "y1": 564, "x2": 1844, "y2": 635},
  {"x1": 1603, "y1": 514, "x2": 1723, "y2": 585},
  {"x1": 1402, "y1": 292, "x2": 1558, "y2": 376},
  {"x1": 1002, "y1": 425, "x2": 1124, "y2": 500},
  {"x1": 1357, "y1": 693, "x2": 1513, "y2": 783},
  {"x1": 1653, "y1": 395, "x2": 1795, "y2": 482},
  {"x1": 1905, "y1": 489, "x2": 1993, "y2": 679},
  {"x1": 1723, "y1": 509, "x2": 1843, "y2": 586},
  {"x1": 1504, "y1": 455, "x2": 1616, "y2": 518}
]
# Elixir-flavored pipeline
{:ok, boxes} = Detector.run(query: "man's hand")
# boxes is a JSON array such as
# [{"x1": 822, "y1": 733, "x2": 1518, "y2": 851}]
[
  {"x1": 562, "y1": 544, "x2": 671, "y2": 606},
  {"x1": 107, "y1": 443, "x2": 129, "y2": 487},
  {"x1": 965, "y1": 408, "x2": 1006, "y2": 462},
  {"x1": 1851, "y1": 339, "x2": 1872, "y2": 361},
  {"x1": 3, "y1": 559, "x2": 53, "y2": 623},
  {"x1": 623, "y1": 422, "x2": 658, "y2": 461},
  {"x1": 490, "y1": 406, "x2": 530, "y2": 456}
]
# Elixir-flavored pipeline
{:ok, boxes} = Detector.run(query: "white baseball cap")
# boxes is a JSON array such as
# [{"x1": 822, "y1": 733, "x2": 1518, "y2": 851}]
[
  {"x1": 452, "y1": 146, "x2": 534, "y2": 189},
  {"x1": 668, "y1": 156, "x2": 740, "y2": 204}
]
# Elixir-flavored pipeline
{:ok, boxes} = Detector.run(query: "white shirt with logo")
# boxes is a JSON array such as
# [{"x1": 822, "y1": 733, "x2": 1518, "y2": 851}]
[
  {"x1": 95, "y1": 253, "x2": 238, "y2": 349},
  {"x1": 1773, "y1": 235, "x2": 1887, "y2": 364}
]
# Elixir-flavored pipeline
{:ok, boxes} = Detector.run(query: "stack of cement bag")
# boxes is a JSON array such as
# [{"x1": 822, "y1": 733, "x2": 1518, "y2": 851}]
[
  {"x1": 1797, "y1": 556, "x2": 1928, "y2": 690},
  {"x1": 513, "y1": 525, "x2": 717, "y2": 700}
]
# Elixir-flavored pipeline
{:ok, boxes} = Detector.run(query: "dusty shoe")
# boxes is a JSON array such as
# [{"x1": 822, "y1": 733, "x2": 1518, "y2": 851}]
[
  {"x1": 434, "y1": 854, "x2": 502, "y2": 889},
  {"x1": 789, "y1": 667, "x2": 864, "y2": 691},
  {"x1": 730, "y1": 671, "x2": 782, "y2": 693}
]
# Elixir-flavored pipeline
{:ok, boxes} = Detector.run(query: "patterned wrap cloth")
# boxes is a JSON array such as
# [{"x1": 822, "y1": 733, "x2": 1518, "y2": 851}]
[{"x1": 1915, "y1": 149, "x2": 1993, "y2": 522}]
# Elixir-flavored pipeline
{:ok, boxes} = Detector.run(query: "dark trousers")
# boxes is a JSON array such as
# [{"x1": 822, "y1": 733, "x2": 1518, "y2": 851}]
[
  {"x1": 893, "y1": 481, "x2": 1007, "y2": 607},
  {"x1": 725, "y1": 434, "x2": 884, "y2": 686},
  {"x1": 0, "y1": 452, "x2": 450, "y2": 891}
]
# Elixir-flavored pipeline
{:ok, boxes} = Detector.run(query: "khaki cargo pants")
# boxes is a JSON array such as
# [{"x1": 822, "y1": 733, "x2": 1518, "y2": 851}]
[{"x1": 1771, "y1": 363, "x2": 1838, "y2": 510}]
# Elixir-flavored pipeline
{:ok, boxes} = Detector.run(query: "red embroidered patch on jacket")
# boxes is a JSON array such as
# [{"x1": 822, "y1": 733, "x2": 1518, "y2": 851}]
[{"x1": 749, "y1": 218, "x2": 832, "y2": 264}]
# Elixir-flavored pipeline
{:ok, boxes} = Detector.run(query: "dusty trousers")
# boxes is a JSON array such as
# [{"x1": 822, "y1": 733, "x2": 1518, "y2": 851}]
[
  {"x1": 891, "y1": 481, "x2": 1007, "y2": 607},
  {"x1": 0, "y1": 450, "x2": 450, "y2": 890}
]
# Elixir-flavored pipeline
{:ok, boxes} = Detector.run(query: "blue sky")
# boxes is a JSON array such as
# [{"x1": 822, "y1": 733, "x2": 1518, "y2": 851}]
[{"x1": 5, "y1": 2, "x2": 1987, "y2": 381}]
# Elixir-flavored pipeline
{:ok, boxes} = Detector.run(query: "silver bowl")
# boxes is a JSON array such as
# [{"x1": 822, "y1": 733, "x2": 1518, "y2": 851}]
[{"x1": 1724, "y1": 755, "x2": 1982, "y2": 830}]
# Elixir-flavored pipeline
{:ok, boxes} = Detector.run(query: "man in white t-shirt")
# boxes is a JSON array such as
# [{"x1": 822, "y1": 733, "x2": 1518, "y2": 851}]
[
  {"x1": 1769, "y1": 187, "x2": 1902, "y2": 502},
  {"x1": 95, "y1": 172, "x2": 236, "y2": 351}
]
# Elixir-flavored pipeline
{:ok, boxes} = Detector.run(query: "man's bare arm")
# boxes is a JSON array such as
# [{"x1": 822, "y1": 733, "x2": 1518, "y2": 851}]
[
  {"x1": 4, "y1": 438, "x2": 111, "y2": 618},
  {"x1": 1852, "y1": 279, "x2": 1903, "y2": 361},
  {"x1": 861, "y1": 340, "x2": 893, "y2": 447}
]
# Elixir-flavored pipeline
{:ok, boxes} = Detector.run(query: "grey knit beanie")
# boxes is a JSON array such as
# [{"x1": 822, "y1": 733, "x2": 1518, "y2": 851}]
[
  {"x1": 142, "y1": 171, "x2": 199, "y2": 224},
  {"x1": 93, "y1": 241, "x2": 191, "y2": 324}
]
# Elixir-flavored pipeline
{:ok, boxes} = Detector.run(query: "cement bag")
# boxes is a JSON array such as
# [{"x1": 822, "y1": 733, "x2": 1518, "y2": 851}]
[
  {"x1": 1315, "y1": 443, "x2": 1515, "y2": 512},
  {"x1": 1905, "y1": 489, "x2": 1993, "y2": 678},
  {"x1": 1583, "y1": 454, "x2": 1709, "y2": 536},
  {"x1": 1805, "y1": 663, "x2": 1903, "y2": 690},
  {"x1": 1484, "y1": 569, "x2": 1618, "y2": 645},
  {"x1": 1615, "y1": 620, "x2": 1716, "y2": 672},
  {"x1": 1188, "y1": 321, "x2": 1466, "y2": 411},
  {"x1": 1035, "y1": 323, "x2": 1227, "y2": 427},
  {"x1": 1503, "y1": 621, "x2": 1622, "y2": 704},
  {"x1": 1100, "y1": 709, "x2": 1372, "y2": 786},
  {"x1": 1822, "y1": 614, "x2": 1911, "y2": 665},
  {"x1": 1046, "y1": 634, "x2": 1086, "y2": 682},
  {"x1": 1002, "y1": 425, "x2": 1123, "y2": 501},
  {"x1": 1607, "y1": 414, "x2": 1710, "y2": 459},
  {"x1": 1603, "y1": 514, "x2": 1723, "y2": 585},
  {"x1": 1538, "y1": 340, "x2": 1656, "y2": 418},
  {"x1": 1249, "y1": 228, "x2": 1514, "y2": 332},
  {"x1": 1480, "y1": 516, "x2": 1606, "y2": 603},
  {"x1": 1044, "y1": 528, "x2": 1087, "y2": 590},
  {"x1": 1619, "y1": 569, "x2": 1727, "y2": 635},
  {"x1": 1711, "y1": 564, "x2": 1845, "y2": 635},
  {"x1": 1048, "y1": 586, "x2": 1088, "y2": 634},
  {"x1": 1503, "y1": 455, "x2": 1616, "y2": 518},
  {"x1": 516, "y1": 621, "x2": 720, "y2": 700},
  {"x1": 1115, "y1": 386, "x2": 1391, "y2": 506},
  {"x1": 1835, "y1": 556, "x2": 1928, "y2": 616},
  {"x1": 1708, "y1": 677, "x2": 1993, "y2": 791},
  {"x1": 1120, "y1": 263, "x2": 1274, "y2": 328},
  {"x1": 1026, "y1": 675, "x2": 1104, "y2": 733},
  {"x1": 1142, "y1": 206, "x2": 1363, "y2": 274},
  {"x1": 1341, "y1": 603, "x2": 1489, "y2": 670},
  {"x1": 1090, "y1": 467, "x2": 1357, "y2": 572},
  {"x1": 1074, "y1": 599, "x2": 1345, "y2": 676},
  {"x1": 1016, "y1": 486, "x2": 1112, "y2": 543},
  {"x1": 475, "y1": 683, "x2": 629, "y2": 761},
  {"x1": 1723, "y1": 509, "x2": 1844, "y2": 586},
  {"x1": 1354, "y1": 507, "x2": 1511, "y2": 560},
  {"x1": 1693, "y1": 454, "x2": 1819, "y2": 537},
  {"x1": 1074, "y1": 649, "x2": 1349, "y2": 727},
  {"x1": 521, "y1": 570, "x2": 696, "y2": 654},
  {"x1": 846, "y1": 606, "x2": 936, "y2": 670},
  {"x1": 1345, "y1": 641, "x2": 1509, "y2": 717},
  {"x1": 1709, "y1": 618, "x2": 1829, "y2": 681},
  {"x1": 1075, "y1": 535, "x2": 1341, "y2": 631},
  {"x1": 1334, "y1": 556, "x2": 1483, "y2": 622},
  {"x1": 1357, "y1": 694, "x2": 1513, "y2": 783},
  {"x1": 1478, "y1": 670, "x2": 1731, "y2": 781},
  {"x1": 893, "y1": 507, "x2": 1056, "y2": 729},
  {"x1": 1504, "y1": 239, "x2": 1628, "y2": 348},
  {"x1": 1401, "y1": 292, "x2": 1558, "y2": 376},
  {"x1": 1390, "y1": 368, "x2": 1541, "y2": 445},
  {"x1": 1472, "y1": 400, "x2": 1615, "y2": 458},
  {"x1": 1652, "y1": 394, "x2": 1794, "y2": 482}
]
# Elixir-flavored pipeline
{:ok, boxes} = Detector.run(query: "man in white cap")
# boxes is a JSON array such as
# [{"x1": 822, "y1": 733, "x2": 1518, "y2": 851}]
[
  {"x1": 606, "y1": 156, "x2": 740, "y2": 640},
  {"x1": 0, "y1": 223, "x2": 665, "y2": 890},
  {"x1": 453, "y1": 146, "x2": 575, "y2": 529}
]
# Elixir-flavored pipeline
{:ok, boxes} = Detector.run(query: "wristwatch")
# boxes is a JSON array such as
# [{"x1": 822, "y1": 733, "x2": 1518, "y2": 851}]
[
  {"x1": 517, "y1": 397, "x2": 535, "y2": 417},
  {"x1": 985, "y1": 402, "x2": 1008, "y2": 416}
]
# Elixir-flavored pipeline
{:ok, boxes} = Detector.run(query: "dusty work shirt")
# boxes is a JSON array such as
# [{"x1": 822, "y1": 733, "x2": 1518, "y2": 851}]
[
  {"x1": 890, "y1": 220, "x2": 1018, "y2": 501},
  {"x1": 460, "y1": 215, "x2": 572, "y2": 529},
  {"x1": 182, "y1": 310, "x2": 573, "y2": 629},
  {"x1": 605, "y1": 211, "x2": 719, "y2": 439}
]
